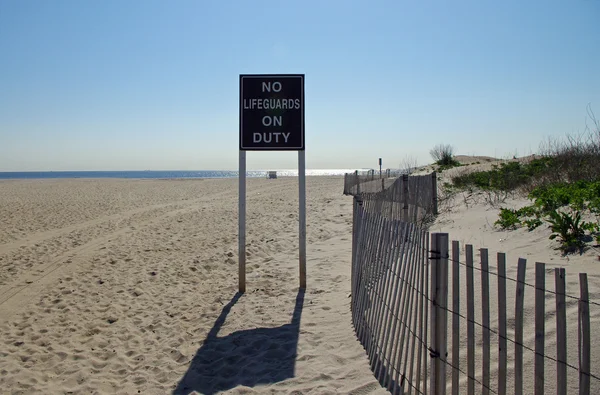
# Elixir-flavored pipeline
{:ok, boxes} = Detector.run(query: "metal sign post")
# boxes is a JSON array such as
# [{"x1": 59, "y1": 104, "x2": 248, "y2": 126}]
[{"x1": 239, "y1": 74, "x2": 306, "y2": 292}]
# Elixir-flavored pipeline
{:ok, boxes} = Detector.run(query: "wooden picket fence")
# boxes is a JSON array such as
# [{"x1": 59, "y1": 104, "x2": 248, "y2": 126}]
[
  {"x1": 431, "y1": 235, "x2": 593, "y2": 395},
  {"x1": 350, "y1": 194, "x2": 596, "y2": 394},
  {"x1": 343, "y1": 169, "x2": 429, "y2": 196},
  {"x1": 351, "y1": 208, "x2": 431, "y2": 394}
]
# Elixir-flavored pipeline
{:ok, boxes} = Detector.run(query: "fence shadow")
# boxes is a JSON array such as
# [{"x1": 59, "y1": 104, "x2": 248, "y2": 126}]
[{"x1": 173, "y1": 289, "x2": 304, "y2": 395}]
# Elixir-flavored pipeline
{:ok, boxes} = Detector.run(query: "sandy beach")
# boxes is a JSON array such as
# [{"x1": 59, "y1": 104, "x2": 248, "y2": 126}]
[
  {"x1": 0, "y1": 177, "x2": 389, "y2": 394},
  {"x1": 1, "y1": 173, "x2": 599, "y2": 394}
]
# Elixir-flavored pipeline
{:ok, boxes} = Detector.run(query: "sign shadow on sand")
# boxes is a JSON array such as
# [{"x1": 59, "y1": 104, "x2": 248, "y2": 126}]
[{"x1": 173, "y1": 289, "x2": 304, "y2": 394}]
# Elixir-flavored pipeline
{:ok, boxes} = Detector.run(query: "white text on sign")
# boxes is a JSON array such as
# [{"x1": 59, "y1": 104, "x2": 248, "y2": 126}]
[
  {"x1": 242, "y1": 98, "x2": 301, "y2": 110},
  {"x1": 253, "y1": 132, "x2": 291, "y2": 143}
]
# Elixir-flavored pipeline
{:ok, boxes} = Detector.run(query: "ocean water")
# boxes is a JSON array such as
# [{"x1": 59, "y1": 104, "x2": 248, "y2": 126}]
[{"x1": 0, "y1": 169, "x2": 362, "y2": 180}]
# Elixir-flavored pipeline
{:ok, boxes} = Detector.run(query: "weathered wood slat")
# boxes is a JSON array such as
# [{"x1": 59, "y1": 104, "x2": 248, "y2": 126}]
[
  {"x1": 396, "y1": 229, "x2": 423, "y2": 393},
  {"x1": 555, "y1": 268, "x2": 567, "y2": 395},
  {"x1": 466, "y1": 244, "x2": 475, "y2": 395},
  {"x1": 388, "y1": 224, "x2": 419, "y2": 391},
  {"x1": 376, "y1": 224, "x2": 414, "y2": 385},
  {"x1": 514, "y1": 258, "x2": 527, "y2": 395},
  {"x1": 372, "y1": 222, "x2": 408, "y2": 380},
  {"x1": 497, "y1": 253, "x2": 507, "y2": 395},
  {"x1": 579, "y1": 273, "x2": 590, "y2": 395},
  {"x1": 422, "y1": 233, "x2": 430, "y2": 395},
  {"x1": 429, "y1": 233, "x2": 448, "y2": 395},
  {"x1": 535, "y1": 262, "x2": 545, "y2": 395},
  {"x1": 415, "y1": 230, "x2": 428, "y2": 395},
  {"x1": 355, "y1": 207, "x2": 382, "y2": 344},
  {"x1": 365, "y1": 218, "x2": 396, "y2": 366},
  {"x1": 407, "y1": 229, "x2": 427, "y2": 395},
  {"x1": 481, "y1": 248, "x2": 491, "y2": 395},
  {"x1": 452, "y1": 240, "x2": 460, "y2": 395}
]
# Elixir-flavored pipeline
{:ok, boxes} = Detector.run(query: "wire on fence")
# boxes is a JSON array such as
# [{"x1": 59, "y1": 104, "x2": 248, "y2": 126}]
[
  {"x1": 419, "y1": 245, "x2": 600, "y2": 309},
  {"x1": 365, "y1": 245, "x2": 600, "y2": 384},
  {"x1": 348, "y1": 170, "x2": 595, "y2": 395}
]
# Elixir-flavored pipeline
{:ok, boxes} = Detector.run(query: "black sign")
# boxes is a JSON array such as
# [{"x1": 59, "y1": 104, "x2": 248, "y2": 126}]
[{"x1": 239, "y1": 74, "x2": 305, "y2": 150}]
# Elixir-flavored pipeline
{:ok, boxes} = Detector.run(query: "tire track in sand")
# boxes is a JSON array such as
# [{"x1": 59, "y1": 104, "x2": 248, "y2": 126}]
[
  {"x1": 0, "y1": 186, "x2": 240, "y2": 256},
  {"x1": 0, "y1": 180, "x2": 291, "y2": 319}
]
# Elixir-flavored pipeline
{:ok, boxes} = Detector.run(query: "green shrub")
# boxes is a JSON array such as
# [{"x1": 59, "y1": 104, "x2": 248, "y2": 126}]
[
  {"x1": 588, "y1": 196, "x2": 600, "y2": 216},
  {"x1": 437, "y1": 162, "x2": 462, "y2": 172},
  {"x1": 515, "y1": 205, "x2": 540, "y2": 218},
  {"x1": 547, "y1": 210, "x2": 588, "y2": 253},
  {"x1": 528, "y1": 181, "x2": 600, "y2": 213},
  {"x1": 523, "y1": 218, "x2": 543, "y2": 231},
  {"x1": 450, "y1": 139, "x2": 600, "y2": 252},
  {"x1": 495, "y1": 208, "x2": 521, "y2": 230},
  {"x1": 494, "y1": 204, "x2": 543, "y2": 231},
  {"x1": 452, "y1": 157, "x2": 554, "y2": 192}
]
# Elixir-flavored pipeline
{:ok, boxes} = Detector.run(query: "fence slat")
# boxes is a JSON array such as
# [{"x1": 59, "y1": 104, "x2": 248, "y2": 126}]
[
  {"x1": 481, "y1": 248, "x2": 491, "y2": 395},
  {"x1": 555, "y1": 268, "x2": 567, "y2": 395},
  {"x1": 466, "y1": 244, "x2": 475, "y2": 395},
  {"x1": 370, "y1": 221, "x2": 405, "y2": 378},
  {"x1": 354, "y1": 206, "x2": 370, "y2": 325},
  {"x1": 364, "y1": 207, "x2": 388, "y2": 348},
  {"x1": 515, "y1": 258, "x2": 527, "y2": 395},
  {"x1": 436, "y1": 233, "x2": 449, "y2": 395},
  {"x1": 375, "y1": 224, "x2": 412, "y2": 384},
  {"x1": 352, "y1": 206, "x2": 372, "y2": 341},
  {"x1": 350, "y1": 198, "x2": 362, "y2": 317},
  {"x1": 431, "y1": 171, "x2": 438, "y2": 215},
  {"x1": 350, "y1": 201, "x2": 365, "y2": 327},
  {"x1": 373, "y1": 223, "x2": 410, "y2": 382},
  {"x1": 415, "y1": 230, "x2": 428, "y2": 395},
  {"x1": 407, "y1": 229, "x2": 427, "y2": 395},
  {"x1": 364, "y1": 218, "x2": 395, "y2": 364},
  {"x1": 396, "y1": 229, "x2": 424, "y2": 393},
  {"x1": 497, "y1": 253, "x2": 507, "y2": 395},
  {"x1": 429, "y1": 235, "x2": 438, "y2": 395},
  {"x1": 367, "y1": 221, "x2": 400, "y2": 368},
  {"x1": 355, "y1": 207, "x2": 382, "y2": 344},
  {"x1": 452, "y1": 240, "x2": 460, "y2": 395},
  {"x1": 423, "y1": 233, "x2": 430, "y2": 395},
  {"x1": 579, "y1": 273, "x2": 590, "y2": 395},
  {"x1": 535, "y1": 262, "x2": 545, "y2": 395},
  {"x1": 388, "y1": 224, "x2": 419, "y2": 391},
  {"x1": 402, "y1": 174, "x2": 409, "y2": 222}
]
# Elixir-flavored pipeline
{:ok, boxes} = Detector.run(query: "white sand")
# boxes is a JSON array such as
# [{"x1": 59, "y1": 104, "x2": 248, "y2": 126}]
[
  {"x1": 1, "y1": 174, "x2": 598, "y2": 394},
  {"x1": 0, "y1": 177, "x2": 388, "y2": 394}
]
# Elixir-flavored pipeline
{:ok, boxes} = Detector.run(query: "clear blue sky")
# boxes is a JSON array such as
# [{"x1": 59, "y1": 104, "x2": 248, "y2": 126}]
[{"x1": 1, "y1": 0, "x2": 599, "y2": 171}]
